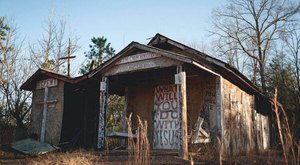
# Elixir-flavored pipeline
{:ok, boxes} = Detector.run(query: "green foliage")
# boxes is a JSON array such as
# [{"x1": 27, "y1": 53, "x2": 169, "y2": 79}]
[
  {"x1": 106, "y1": 95, "x2": 126, "y2": 132},
  {"x1": 80, "y1": 36, "x2": 115, "y2": 74},
  {"x1": 0, "y1": 16, "x2": 10, "y2": 41},
  {"x1": 267, "y1": 54, "x2": 297, "y2": 110}
]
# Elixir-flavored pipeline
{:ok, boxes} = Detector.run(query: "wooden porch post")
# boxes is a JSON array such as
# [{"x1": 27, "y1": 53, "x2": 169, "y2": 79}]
[
  {"x1": 176, "y1": 66, "x2": 188, "y2": 159},
  {"x1": 98, "y1": 77, "x2": 108, "y2": 149}
]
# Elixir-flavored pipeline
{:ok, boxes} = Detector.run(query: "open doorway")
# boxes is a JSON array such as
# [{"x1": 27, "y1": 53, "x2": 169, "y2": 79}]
[{"x1": 105, "y1": 94, "x2": 127, "y2": 149}]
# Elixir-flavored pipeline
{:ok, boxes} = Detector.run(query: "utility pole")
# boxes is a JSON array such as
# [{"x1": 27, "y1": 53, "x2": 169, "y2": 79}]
[{"x1": 59, "y1": 38, "x2": 76, "y2": 76}]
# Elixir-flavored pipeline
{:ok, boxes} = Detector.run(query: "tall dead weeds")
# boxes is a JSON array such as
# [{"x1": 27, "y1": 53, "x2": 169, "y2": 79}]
[
  {"x1": 273, "y1": 88, "x2": 298, "y2": 165},
  {"x1": 126, "y1": 113, "x2": 151, "y2": 165}
]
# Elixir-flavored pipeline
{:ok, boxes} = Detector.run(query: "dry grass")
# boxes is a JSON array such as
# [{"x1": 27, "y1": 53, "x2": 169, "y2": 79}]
[
  {"x1": 127, "y1": 113, "x2": 151, "y2": 165},
  {"x1": 0, "y1": 146, "x2": 288, "y2": 165},
  {"x1": 28, "y1": 150, "x2": 103, "y2": 165}
]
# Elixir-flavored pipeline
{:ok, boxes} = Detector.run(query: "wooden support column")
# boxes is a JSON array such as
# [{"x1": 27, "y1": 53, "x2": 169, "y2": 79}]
[
  {"x1": 176, "y1": 66, "x2": 188, "y2": 160},
  {"x1": 216, "y1": 76, "x2": 224, "y2": 159},
  {"x1": 98, "y1": 77, "x2": 108, "y2": 149}
]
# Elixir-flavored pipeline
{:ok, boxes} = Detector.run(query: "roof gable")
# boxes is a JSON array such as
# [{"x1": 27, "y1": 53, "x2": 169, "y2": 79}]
[
  {"x1": 148, "y1": 33, "x2": 225, "y2": 67},
  {"x1": 88, "y1": 42, "x2": 193, "y2": 77},
  {"x1": 20, "y1": 68, "x2": 87, "y2": 91},
  {"x1": 147, "y1": 33, "x2": 263, "y2": 95}
]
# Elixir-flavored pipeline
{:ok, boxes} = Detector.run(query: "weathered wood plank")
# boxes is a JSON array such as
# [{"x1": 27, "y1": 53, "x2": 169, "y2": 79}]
[
  {"x1": 98, "y1": 77, "x2": 108, "y2": 149},
  {"x1": 153, "y1": 84, "x2": 179, "y2": 150},
  {"x1": 116, "y1": 52, "x2": 160, "y2": 65},
  {"x1": 40, "y1": 87, "x2": 48, "y2": 142},
  {"x1": 36, "y1": 79, "x2": 58, "y2": 90},
  {"x1": 105, "y1": 57, "x2": 181, "y2": 76},
  {"x1": 177, "y1": 67, "x2": 188, "y2": 160}
]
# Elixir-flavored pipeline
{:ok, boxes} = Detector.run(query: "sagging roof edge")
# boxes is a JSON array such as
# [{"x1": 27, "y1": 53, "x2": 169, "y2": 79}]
[
  {"x1": 88, "y1": 38, "x2": 266, "y2": 99},
  {"x1": 21, "y1": 34, "x2": 269, "y2": 103},
  {"x1": 20, "y1": 68, "x2": 88, "y2": 91},
  {"x1": 148, "y1": 33, "x2": 267, "y2": 98}
]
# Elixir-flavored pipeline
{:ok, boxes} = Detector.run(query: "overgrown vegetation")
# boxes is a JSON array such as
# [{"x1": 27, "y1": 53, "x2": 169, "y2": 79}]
[
  {"x1": 127, "y1": 113, "x2": 151, "y2": 165},
  {"x1": 106, "y1": 95, "x2": 126, "y2": 132},
  {"x1": 1, "y1": 1, "x2": 300, "y2": 164}
]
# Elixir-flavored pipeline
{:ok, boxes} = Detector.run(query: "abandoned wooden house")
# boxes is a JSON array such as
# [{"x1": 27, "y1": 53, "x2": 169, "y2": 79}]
[
  {"x1": 21, "y1": 33, "x2": 273, "y2": 157},
  {"x1": 20, "y1": 69, "x2": 100, "y2": 148}
]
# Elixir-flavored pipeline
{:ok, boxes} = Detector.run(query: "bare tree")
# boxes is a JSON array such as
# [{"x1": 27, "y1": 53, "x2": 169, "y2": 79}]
[
  {"x1": 213, "y1": 37, "x2": 249, "y2": 76},
  {"x1": 210, "y1": 0, "x2": 300, "y2": 92},
  {"x1": 29, "y1": 15, "x2": 79, "y2": 75},
  {"x1": 281, "y1": 22, "x2": 300, "y2": 96},
  {"x1": 0, "y1": 17, "x2": 33, "y2": 138}
]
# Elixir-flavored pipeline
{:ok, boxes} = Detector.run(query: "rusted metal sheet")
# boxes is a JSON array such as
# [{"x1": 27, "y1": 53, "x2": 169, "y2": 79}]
[{"x1": 11, "y1": 138, "x2": 59, "y2": 155}]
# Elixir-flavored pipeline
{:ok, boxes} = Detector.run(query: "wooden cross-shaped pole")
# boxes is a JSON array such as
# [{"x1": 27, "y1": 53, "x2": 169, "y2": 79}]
[
  {"x1": 38, "y1": 87, "x2": 58, "y2": 142},
  {"x1": 58, "y1": 38, "x2": 76, "y2": 76}
]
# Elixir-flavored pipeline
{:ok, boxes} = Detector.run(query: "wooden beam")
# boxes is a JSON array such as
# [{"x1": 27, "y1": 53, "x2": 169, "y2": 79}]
[
  {"x1": 97, "y1": 77, "x2": 108, "y2": 149},
  {"x1": 177, "y1": 66, "x2": 188, "y2": 159},
  {"x1": 216, "y1": 76, "x2": 224, "y2": 159},
  {"x1": 40, "y1": 87, "x2": 48, "y2": 142}
]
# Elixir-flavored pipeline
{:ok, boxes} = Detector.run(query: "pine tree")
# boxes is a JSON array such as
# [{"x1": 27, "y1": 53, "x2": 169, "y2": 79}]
[{"x1": 80, "y1": 36, "x2": 115, "y2": 74}]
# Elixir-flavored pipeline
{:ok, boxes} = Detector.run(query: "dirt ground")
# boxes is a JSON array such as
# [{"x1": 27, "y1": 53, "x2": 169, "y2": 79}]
[{"x1": 0, "y1": 146, "x2": 283, "y2": 165}]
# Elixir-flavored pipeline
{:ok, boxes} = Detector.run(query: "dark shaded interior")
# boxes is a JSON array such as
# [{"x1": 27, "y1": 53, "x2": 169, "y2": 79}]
[{"x1": 60, "y1": 79, "x2": 100, "y2": 149}]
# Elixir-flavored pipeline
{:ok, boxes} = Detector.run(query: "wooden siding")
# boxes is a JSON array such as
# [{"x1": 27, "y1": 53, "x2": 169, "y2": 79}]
[
  {"x1": 30, "y1": 80, "x2": 64, "y2": 144},
  {"x1": 222, "y1": 79, "x2": 269, "y2": 155}
]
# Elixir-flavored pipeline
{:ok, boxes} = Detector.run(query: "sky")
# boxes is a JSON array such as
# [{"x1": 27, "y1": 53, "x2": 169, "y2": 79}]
[{"x1": 0, "y1": 0, "x2": 227, "y2": 73}]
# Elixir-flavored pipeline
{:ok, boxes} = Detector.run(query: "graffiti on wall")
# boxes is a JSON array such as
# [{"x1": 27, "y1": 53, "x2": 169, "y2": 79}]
[
  {"x1": 153, "y1": 85, "x2": 179, "y2": 149},
  {"x1": 199, "y1": 78, "x2": 216, "y2": 133}
]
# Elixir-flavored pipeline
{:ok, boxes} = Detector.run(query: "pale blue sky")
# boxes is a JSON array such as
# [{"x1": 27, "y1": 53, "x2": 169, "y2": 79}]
[{"x1": 0, "y1": 0, "x2": 226, "y2": 72}]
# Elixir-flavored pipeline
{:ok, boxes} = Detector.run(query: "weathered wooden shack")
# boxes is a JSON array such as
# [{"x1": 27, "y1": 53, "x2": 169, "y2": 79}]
[
  {"x1": 90, "y1": 34, "x2": 273, "y2": 157},
  {"x1": 20, "y1": 69, "x2": 99, "y2": 148},
  {"x1": 21, "y1": 34, "x2": 273, "y2": 158}
]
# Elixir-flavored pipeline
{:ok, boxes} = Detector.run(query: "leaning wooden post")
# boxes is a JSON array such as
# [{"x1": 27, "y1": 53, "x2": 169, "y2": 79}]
[{"x1": 176, "y1": 66, "x2": 188, "y2": 159}]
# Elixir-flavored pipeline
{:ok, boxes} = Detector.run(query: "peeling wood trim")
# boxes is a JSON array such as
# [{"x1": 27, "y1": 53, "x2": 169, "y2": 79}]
[
  {"x1": 20, "y1": 68, "x2": 88, "y2": 91},
  {"x1": 219, "y1": 76, "x2": 225, "y2": 156},
  {"x1": 90, "y1": 42, "x2": 194, "y2": 78},
  {"x1": 134, "y1": 44, "x2": 193, "y2": 64},
  {"x1": 192, "y1": 61, "x2": 221, "y2": 77}
]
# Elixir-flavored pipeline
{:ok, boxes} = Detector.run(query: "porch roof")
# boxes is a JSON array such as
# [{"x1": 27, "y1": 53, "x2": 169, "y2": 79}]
[{"x1": 88, "y1": 34, "x2": 264, "y2": 97}]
